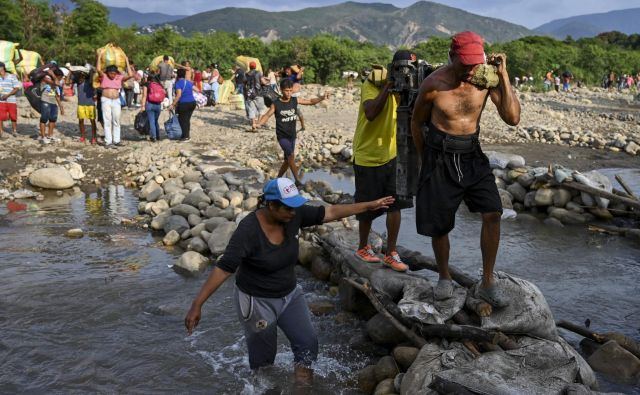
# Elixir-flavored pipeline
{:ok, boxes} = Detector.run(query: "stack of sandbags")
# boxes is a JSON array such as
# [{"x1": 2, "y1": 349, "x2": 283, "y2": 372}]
[
  {"x1": 217, "y1": 80, "x2": 235, "y2": 104},
  {"x1": 16, "y1": 50, "x2": 43, "y2": 78},
  {"x1": 94, "y1": 43, "x2": 128, "y2": 87},
  {"x1": 235, "y1": 56, "x2": 262, "y2": 74},
  {"x1": 0, "y1": 40, "x2": 20, "y2": 73},
  {"x1": 149, "y1": 55, "x2": 175, "y2": 73}
]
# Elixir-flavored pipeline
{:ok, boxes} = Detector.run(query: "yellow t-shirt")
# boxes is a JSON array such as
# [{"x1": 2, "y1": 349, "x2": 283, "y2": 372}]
[{"x1": 352, "y1": 81, "x2": 397, "y2": 167}]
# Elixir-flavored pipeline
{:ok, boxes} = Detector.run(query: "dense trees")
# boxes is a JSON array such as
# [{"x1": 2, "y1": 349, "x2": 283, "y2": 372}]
[{"x1": 2, "y1": 0, "x2": 639, "y2": 85}]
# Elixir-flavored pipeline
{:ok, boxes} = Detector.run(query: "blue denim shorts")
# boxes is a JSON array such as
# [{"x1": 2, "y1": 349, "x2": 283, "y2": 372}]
[{"x1": 40, "y1": 102, "x2": 59, "y2": 124}]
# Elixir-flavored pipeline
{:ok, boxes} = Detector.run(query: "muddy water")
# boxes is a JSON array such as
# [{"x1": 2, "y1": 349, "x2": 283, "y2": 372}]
[
  {"x1": 305, "y1": 168, "x2": 640, "y2": 394},
  {"x1": 0, "y1": 187, "x2": 369, "y2": 394}
]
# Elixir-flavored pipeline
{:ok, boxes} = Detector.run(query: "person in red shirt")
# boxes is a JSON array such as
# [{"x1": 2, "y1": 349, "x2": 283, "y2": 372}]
[{"x1": 193, "y1": 67, "x2": 202, "y2": 92}]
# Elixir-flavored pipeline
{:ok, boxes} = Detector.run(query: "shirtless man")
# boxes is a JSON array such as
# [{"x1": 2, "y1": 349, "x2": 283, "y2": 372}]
[{"x1": 410, "y1": 31, "x2": 521, "y2": 308}]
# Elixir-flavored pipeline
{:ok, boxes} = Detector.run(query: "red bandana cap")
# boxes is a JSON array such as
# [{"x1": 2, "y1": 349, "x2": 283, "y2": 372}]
[
  {"x1": 249, "y1": 61, "x2": 257, "y2": 69},
  {"x1": 451, "y1": 31, "x2": 486, "y2": 66}
]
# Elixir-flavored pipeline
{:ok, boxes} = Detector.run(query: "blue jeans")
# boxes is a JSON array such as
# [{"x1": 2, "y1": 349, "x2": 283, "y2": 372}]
[
  {"x1": 40, "y1": 102, "x2": 58, "y2": 124},
  {"x1": 211, "y1": 81, "x2": 220, "y2": 103},
  {"x1": 145, "y1": 102, "x2": 162, "y2": 140}
]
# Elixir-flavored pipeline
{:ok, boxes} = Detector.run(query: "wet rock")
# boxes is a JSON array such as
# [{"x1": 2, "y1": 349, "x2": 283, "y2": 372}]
[
  {"x1": 183, "y1": 190, "x2": 211, "y2": 207},
  {"x1": 151, "y1": 199, "x2": 170, "y2": 215},
  {"x1": 150, "y1": 212, "x2": 171, "y2": 230},
  {"x1": 498, "y1": 189, "x2": 513, "y2": 209},
  {"x1": 204, "y1": 217, "x2": 229, "y2": 232},
  {"x1": 169, "y1": 193, "x2": 185, "y2": 207},
  {"x1": 393, "y1": 346, "x2": 420, "y2": 371},
  {"x1": 375, "y1": 355, "x2": 400, "y2": 382},
  {"x1": 534, "y1": 188, "x2": 554, "y2": 206},
  {"x1": 140, "y1": 180, "x2": 161, "y2": 199},
  {"x1": 549, "y1": 207, "x2": 588, "y2": 225},
  {"x1": 588, "y1": 207, "x2": 613, "y2": 220},
  {"x1": 299, "y1": 240, "x2": 323, "y2": 267},
  {"x1": 374, "y1": 378, "x2": 395, "y2": 395},
  {"x1": 171, "y1": 204, "x2": 200, "y2": 218},
  {"x1": 357, "y1": 365, "x2": 377, "y2": 394},
  {"x1": 311, "y1": 256, "x2": 332, "y2": 281},
  {"x1": 175, "y1": 251, "x2": 209, "y2": 273},
  {"x1": 566, "y1": 201, "x2": 584, "y2": 213},
  {"x1": 163, "y1": 230, "x2": 180, "y2": 246},
  {"x1": 308, "y1": 301, "x2": 334, "y2": 315},
  {"x1": 11, "y1": 189, "x2": 36, "y2": 199},
  {"x1": 523, "y1": 191, "x2": 537, "y2": 208},
  {"x1": 579, "y1": 338, "x2": 601, "y2": 357},
  {"x1": 65, "y1": 228, "x2": 84, "y2": 238},
  {"x1": 543, "y1": 217, "x2": 565, "y2": 228},
  {"x1": 393, "y1": 373, "x2": 404, "y2": 393},
  {"x1": 587, "y1": 340, "x2": 640, "y2": 383},
  {"x1": 67, "y1": 162, "x2": 85, "y2": 180},
  {"x1": 188, "y1": 214, "x2": 202, "y2": 226},
  {"x1": 163, "y1": 215, "x2": 190, "y2": 235},
  {"x1": 506, "y1": 182, "x2": 527, "y2": 202},
  {"x1": 187, "y1": 237, "x2": 208, "y2": 254},
  {"x1": 29, "y1": 167, "x2": 75, "y2": 190},
  {"x1": 146, "y1": 188, "x2": 163, "y2": 202},
  {"x1": 517, "y1": 173, "x2": 535, "y2": 188},
  {"x1": 367, "y1": 313, "x2": 407, "y2": 346},
  {"x1": 225, "y1": 190, "x2": 244, "y2": 207},
  {"x1": 552, "y1": 188, "x2": 572, "y2": 207},
  {"x1": 207, "y1": 221, "x2": 237, "y2": 255}
]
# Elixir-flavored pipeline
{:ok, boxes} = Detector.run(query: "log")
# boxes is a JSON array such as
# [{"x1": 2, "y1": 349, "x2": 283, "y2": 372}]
[
  {"x1": 396, "y1": 246, "x2": 476, "y2": 288},
  {"x1": 562, "y1": 181, "x2": 640, "y2": 211},
  {"x1": 615, "y1": 174, "x2": 638, "y2": 200},
  {"x1": 556, "y1": 320, "x2": 640, "y2": 359}
]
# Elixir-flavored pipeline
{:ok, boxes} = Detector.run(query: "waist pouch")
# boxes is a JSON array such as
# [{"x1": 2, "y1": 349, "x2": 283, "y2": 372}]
[{"x1": 425, "y1": 125, "x2": 480, "y2": 154}]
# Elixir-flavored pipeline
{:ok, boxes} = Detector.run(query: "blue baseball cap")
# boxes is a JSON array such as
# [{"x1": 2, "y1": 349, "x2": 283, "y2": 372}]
[{"x1": 263, "y1": 178, "x2": 308, "y2": 208}]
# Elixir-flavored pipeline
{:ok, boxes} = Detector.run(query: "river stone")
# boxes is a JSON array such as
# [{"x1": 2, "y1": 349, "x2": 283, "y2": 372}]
[
  {"x1": 366, "y1": 313, "x2": 407, "y2": 346},
  {"x1": 67, "y1": 162, "x2": 85, "y2": 180},
  {"x1": 154, "y1": 175, "x2": 164, "y2": 184},
  {"x1": 207, "y1": 221, "x2": 237, "y2": 255},
  {"x1": 549, "y1": 207, "x2": 587, "y2": 225},
  {"x1": 184, "y1": 181, "x2": 203, "y2": 192},
  {"x1": 223, "y1": 168, "x2": 264, "y2": 186},
  {"x1": 164, "y1": 215, "x2": 190, "y2": 234},
  {"x1": 543, "y1": 217, "x2": 565, "y2": 228},
  {"x1": 552, "y1": 188, "x2": 572, "y2": 207},
  {"x1": 243, "y1": 182, "x2": 264, "y2": 197},
  {"x1": 188, "y1": 214, "x2": 202, "y2": 226},
  {"x1": 566, "y1": 201, "x2": 584, "y2": 213},
  {"x1": 299, "y1": 240, "x2": 323, "y2": 267},
  {"x1": 175, "y1": 251, "x2": 209, "y2": 273},
  {"x1": 204, "y1": 217, "x2": 229, "y2": 232},
  {"x1": 517, "y1": 173, "x2": 535, "y2": 188},
  {"x1": 534, "y1": 188, "x2": 554, "y2": 206},
  {"x1": 209, "y1": 192, "x2": 230, "y2": 209},
  {"x1": 151, "y1": 199, "x2": 170, "y2": 215},
  {"x1": 373, "y1": 378, "x2": 395, "y2": 395},
  {"x1": 150, "y1": 212, "x2": 171, "y2": 230},
  {"x1": 204, "y1": 176, "x2": 229, "y2": 194},
  {"x1": 308, "y1": 301, "x2": 334, "y2": 315},
  {"x1": 29, "y1": 167, "x2": 75, "y2": 190},
  {"x1": 146, "y1": 188, "x2": 163, "y2": 203},
  {"x1": 169, "y1": 193, "x2": 185, "y2": 207},
  {"x1": 138, "y1": 201, "x2": 147, "y2": 214},
  {"x1": 190, "y1": 223, "x2": 206, "y2": 238},
  {"x1": 498, "y1": 189, "x2": 513, "y2": 209},
  {"x1": 218, "y1": 207, "x2": 237, "y2": 221},
  {"x1": 589, "y1": 207, "x2": 613, "y2": 220},
  {"x1": 506, "y1": 182, "x2": 527, "y2": 202},
  {"x1": 235, "y1": 211, "x2": 251, "y2": 224},
  {"x1": 375, "y1": 356, "x2": 400, "y2": 382},
  {"x1": 172, "y1": 204, "x2": 200, "y2": 218},
  {"x1": 181, "y1": 229, "x2": 191, "y2": 240},
  {"x1": 587, "y1": 340, "x2": 640, "y2": 383},
  {"x1": 183, "y1": 190, "x2": 211, "y2": 207},
  {"x1": 625, "y1": 141, "x2": 640, "y2": 155},
  {"x1": 163, "y1": 230, "x2": 181, "y2": 246},
  {"x1": 204, "y1": 205, "x2": 221, "y2": 218},
  {"x1": 523, "y1": 191, "x2": 536, "y2": 208},
  {"x1": 187, "y1": 237, "x2": 208, "y2": 254},
  {"x1": 225, "y1": 191, "x2": 244, "y2": 207},
  {"x1": 242, "y1": 197, "x2": 259, "y2": 211},
  {"x1": 140, "y1": 180, "x2": 161, "y2": 199},
  {"x1": 393, "y1": 346, "x2": 420, "y2": 371},
  {"x1": 200, "y1": 230, "x2": 211, "y2": 242},
  {"x1": 311, "y1": 256, "x2": 332, "y2": 281},
  {"x1": 182, "y1": 171, "x2": 203, "y2": 184},
  {"x1": 65, "y1": 228, "x2": 84, "y2": 238},
  {"x1": 357, "y1": 365, "x2": 377, "y2": 394}
]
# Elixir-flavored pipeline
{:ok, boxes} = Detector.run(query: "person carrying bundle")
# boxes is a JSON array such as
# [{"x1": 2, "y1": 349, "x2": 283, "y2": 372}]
[{"x1": 96, "y1": 50, "x2": 134, "y2": 147}]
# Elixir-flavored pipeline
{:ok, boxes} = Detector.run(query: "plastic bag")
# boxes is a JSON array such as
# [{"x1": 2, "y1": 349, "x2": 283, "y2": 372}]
[
  {"x1": 134, "y1": 111, "x2": 149, "y2": 135},
  {"x1": 165, "y1": 111, "x2": 182, "y2": 140},
  {"x1": 0, "y1": 40, "x2": 20, "y2": 73},
  {"x1": 193, "y1": 91, "x2": 207, "y2": 108},
  {"x1": 16, "y1": 50, "x2": 43, "y2": 78}
]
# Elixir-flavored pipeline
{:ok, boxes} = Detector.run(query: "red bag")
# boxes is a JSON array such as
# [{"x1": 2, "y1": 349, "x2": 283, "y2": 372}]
[{"x1": 148, "y1": 81, "x2": 166, "y2": 103}]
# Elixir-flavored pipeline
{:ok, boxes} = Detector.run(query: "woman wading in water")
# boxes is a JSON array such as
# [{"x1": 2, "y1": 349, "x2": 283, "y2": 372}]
[{"x1": 185, "y1": 178, "x2": 394, "y2": 385}]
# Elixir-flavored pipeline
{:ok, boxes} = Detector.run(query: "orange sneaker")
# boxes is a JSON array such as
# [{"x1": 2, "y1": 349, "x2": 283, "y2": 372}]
[
  {"x1": 79, "y1": 137, "x2": 86, "y2": 143},
  {"x1": 383, "y1": 251, "x2": 409, "y2": 272},
  {"x1": 355, "y1": 245, "x2": 380, "y2": 263},
  {"x1": 91, "y1": 138, "x2": 97, "y2": 145}
]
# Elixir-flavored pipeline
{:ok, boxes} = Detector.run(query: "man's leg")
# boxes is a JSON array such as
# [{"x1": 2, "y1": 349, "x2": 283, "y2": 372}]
[
  {"x1": 358, "y1": 219, "x2": 372, "y2": 250},
  {"x1": 111, "y1": 99, "x2": 121, "y2": 144},
  {"x1": 277, "y1": 159, "x2": 289, "y2": 177},
  {"x1": 90, "y1": 119, "x2": 97, "y2": 141},
  {"x1": 432, "y1": 234, "x2": 451, "y2": 281},
  {"x1": 385, "y1": 210, "x2": 401, "y2": 253},
  {"x1": 47, "y1": 121, "x2": 55, "y2": 138},
  {"x1": 102, "y1": 98, "x2": 113, "y2": 145},
  {"x1": 479, "y1": 212, "x2": 501, "y2": 289},
  {"x1": 287, "y1": 154, "x2": 301, "y2": 184},
  {"x1": 11, "y1": 120, "x2": 17, "y2": 135},
  {"x1": 79, "y1": 120, "x2": 85, "y2": 140}
]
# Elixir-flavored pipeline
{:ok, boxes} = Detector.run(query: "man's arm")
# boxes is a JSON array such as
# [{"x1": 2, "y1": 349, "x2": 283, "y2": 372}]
[
  {"x1": 297, "y1": 92, "x2": 329, "y2": 106},
  {"x1": 96, "y1": 51, "x2": 104, "y2": 77},
  {"x1": 14, "y1": 49, "x2": 23, "y2": 66},
  {"x1": 411, "y1": 80, "x2": 434, "y2": 157},
  {"x1": 363, "y1": 81, "x2": 393, "y2": 121},
  {"x1": 488, "y1": 53, "x2": 521, "y2": 126},
  {"x1": 256, "y1": 104, "x2": 276, "y2": 127}
]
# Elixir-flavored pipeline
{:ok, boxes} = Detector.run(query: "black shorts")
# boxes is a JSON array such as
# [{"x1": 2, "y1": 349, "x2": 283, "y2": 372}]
[
  {"x1": 416, "y1": 146, "x2": 502, "y2": 237},
  {"x1": 353, "y1": 157, "x2": 413, "y2": 221}
]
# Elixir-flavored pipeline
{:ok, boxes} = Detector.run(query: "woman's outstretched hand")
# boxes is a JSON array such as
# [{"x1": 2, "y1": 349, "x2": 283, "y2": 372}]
[{"x1": 367, "y1": 196, "x2": 395, "y2": 211}]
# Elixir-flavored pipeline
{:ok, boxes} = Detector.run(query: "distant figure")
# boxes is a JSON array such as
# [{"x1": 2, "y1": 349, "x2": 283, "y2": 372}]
[
  {"x1": 607, "y1": 70, "x2": 616, "y2": 91},
  {"x1": 75, "y1": 72, "x2": 97, "y2": 144},
  {"x1": 170, "y1": 68, "x2": 196, "y2": 142},
  {"x1": 233, "y1": 65, "x2": 246, "y2": 95},
  {"x1": 0, "y1": 61, "x2": 22, "y2": 138},
  {"x1": 158, "y1": 55, "x2": 174, "y2": 104},
  {"x1": 554, "y1": 75, "x2": 561, "y2": 92},
  {"x1": 39, "y1": 72, "x2": 65, "y2": 144},
  {"x1": 96, "y1": 51, "x2": 134, "y2": 147},
  {"x1": 544, "y1": 70, "x2": 553, "y2": 91}
]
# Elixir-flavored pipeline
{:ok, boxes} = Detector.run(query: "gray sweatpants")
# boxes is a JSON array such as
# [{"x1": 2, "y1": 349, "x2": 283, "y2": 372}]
[{"x1": 234, "y1": 284, "x2": 318, "y2": 369}]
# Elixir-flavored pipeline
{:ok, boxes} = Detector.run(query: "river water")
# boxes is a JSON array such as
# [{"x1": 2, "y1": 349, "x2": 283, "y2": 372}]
[{"x1": 1, "y1": 169, "x2": 639, "y2": 394}]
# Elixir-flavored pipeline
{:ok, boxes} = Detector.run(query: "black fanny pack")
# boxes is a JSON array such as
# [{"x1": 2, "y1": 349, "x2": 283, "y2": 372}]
[{"x1": 425, "y1": 124, "x2": 480, "y2": 154}]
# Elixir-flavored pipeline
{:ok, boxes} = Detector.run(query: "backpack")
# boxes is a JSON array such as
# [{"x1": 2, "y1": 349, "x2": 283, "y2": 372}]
[
  {"x1": 245, "y1": 71, "x2": 261, "y2": 100},
  {"x1": 148, "y1": 81, "x2": 166, "y2": 103},
  {"x1": 134, "y1": 111, "x2": 150, "y2": 135}
]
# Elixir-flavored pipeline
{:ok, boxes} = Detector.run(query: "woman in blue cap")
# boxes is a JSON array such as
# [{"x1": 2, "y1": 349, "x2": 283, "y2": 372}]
[{"x1": 185, "y1": 177, "x2": 393, "y2": 384}]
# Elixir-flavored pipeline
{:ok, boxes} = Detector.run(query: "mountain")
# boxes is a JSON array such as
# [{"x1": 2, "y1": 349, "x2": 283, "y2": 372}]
[
  {"x1": 535, "y1": 8, "x2": 640, "y2": 39},
  {"x1": 48, "y1": 1, "x2": 186, "y2": 27},
  {"x1": 148, "y1": 1, "x2": 533, "y2": 46}
]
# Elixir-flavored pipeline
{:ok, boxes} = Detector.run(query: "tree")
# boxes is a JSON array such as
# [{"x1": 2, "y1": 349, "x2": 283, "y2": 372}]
[
  {"x1": 0, "y1": 0, "x2": 23, "y2": 42},
  {"x1": 68, "y1": 0, "x2": 109, "y2": 43}
]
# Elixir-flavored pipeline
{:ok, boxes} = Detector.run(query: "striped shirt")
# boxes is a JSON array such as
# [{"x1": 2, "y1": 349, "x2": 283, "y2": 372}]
[{"x1": 0, "y1": 73, "x2": 20, "y2": 103}]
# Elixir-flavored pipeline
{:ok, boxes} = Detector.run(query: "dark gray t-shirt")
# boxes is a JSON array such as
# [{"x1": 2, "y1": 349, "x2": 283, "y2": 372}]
[
  {"x1": 158, "y1": 62, "x2": 172, "y2": 81},
  {"x1": 76, "y1": 81, "x2": 95, "y2": 106}
]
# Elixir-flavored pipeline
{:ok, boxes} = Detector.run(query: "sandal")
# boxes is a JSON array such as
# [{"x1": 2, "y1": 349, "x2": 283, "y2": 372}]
[
  {"x1": 434, "y1": 279, "x2": 454, "y2": 300},
  {"x1": 476, "y1": 283, "x2": 510, "y2": 308}
]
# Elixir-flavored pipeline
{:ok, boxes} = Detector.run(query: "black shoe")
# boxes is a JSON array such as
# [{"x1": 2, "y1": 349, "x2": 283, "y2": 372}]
[{"x1": 181, "y1": 137, "x2": 191, "y2": 142}]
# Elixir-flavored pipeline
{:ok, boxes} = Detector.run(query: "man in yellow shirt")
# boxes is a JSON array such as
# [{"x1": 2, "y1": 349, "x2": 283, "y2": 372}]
[{"x1": 352, "y1": 50, "x2": 415, "y2": 272}]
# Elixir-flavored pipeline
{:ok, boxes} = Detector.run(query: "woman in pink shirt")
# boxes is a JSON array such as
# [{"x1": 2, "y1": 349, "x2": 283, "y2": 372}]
[{"x1": 96, "y1": 51, "x2": 134, "y2": 147}]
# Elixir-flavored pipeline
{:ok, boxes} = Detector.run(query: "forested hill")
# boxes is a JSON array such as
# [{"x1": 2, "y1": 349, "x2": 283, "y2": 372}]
[
  {"x1": 148, "y1": 1, "x2": 533, "y2": 45},
  {"x1": 535, "y1": 8, "x2": 640, "y2": 39}
]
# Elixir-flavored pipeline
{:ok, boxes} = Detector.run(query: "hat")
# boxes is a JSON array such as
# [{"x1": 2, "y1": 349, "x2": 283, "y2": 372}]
[
  {"x1": 392, "y1": 50, "x2": 416, "y2": 62},
  {"x1": 451, "y1": 31, "x2": 486, "y2": 66},
  {"x1": 263, "y1": 178, "x2": 308, "y2": 208},
  {"x1": 249, "y1": 61, "x2": 257, "y2": 69}
]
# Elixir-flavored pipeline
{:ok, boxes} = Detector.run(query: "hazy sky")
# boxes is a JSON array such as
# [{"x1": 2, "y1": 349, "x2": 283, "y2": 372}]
[{"x1": 100, "y1": 0, "x2": 640, "y2": 28}]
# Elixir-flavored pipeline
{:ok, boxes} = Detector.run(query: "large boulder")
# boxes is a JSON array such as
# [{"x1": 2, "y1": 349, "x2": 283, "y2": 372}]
[
  {"x1": 140, "y1": 180, "x2": 161, "y2": 199},
  {"x1": 587, "y1": 340, "x2": 640, "y2": 383},
  {"x1": 366, "y1": 313, "x2": 407, "y2": 346},
  {"x1": 393, "y1": 346, "x2": 420, "y2": 371},
  {"x1": 163, "y1": 215, "x2": 190, "y2": 235},
  {"x1": 357, "y1": 365, "x2": 378, "y2": 394},
  {"x1": 29, "y1": 167, "x2": 75, "y2": 189},
  {"x1": 183, "y1": 190, "x2": 211, "y2": 207},
  {"x1": 204, "y1": 217, "x2": 230, "y2": 232},
  {"x1": 172, "y1": 204, "x2": 200, "y2": 218},
  {"x1": 207, "y1": 221, "x2": 237, "y2": 255},
  {"x1": 163, "y1": 230, "x2": 181, "y2": 246},
  {"x1": 375, "y1": 355, "x2": 400, "y2": 382},
  {"x1": 174, "y1": 251, "x2": 209, "y2": 274}
]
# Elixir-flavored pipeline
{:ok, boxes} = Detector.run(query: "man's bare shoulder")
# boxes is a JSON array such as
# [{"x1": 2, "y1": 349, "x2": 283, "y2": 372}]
[{"x1": 421, "y1": 66, "x2": 452, "y2": 92}]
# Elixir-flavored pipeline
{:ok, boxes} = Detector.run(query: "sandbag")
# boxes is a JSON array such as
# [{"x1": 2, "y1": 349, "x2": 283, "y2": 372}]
[
  {"x1": 25, "y1": 84, "x2": 42, "y2": 114},
  {"x1": 477, "y1": 272, "x2": 558, "y2": 341},
  {"x1": 165, "y1": 111, "x2": 182, "y2": 140},
  {"x1": 217, "y1": 80, "x2": 235, "y2": 104},
  {"x1": 149, "y1": 55, "x2": 175, "y2": 72},
  {"x1": 0, "y1": 40, "x2": 20, "y2": 73},
  {"x1": 261, "y1": 85, "x2": 280, "y2": 108},
  {"x1": 235, "y1": 56, "x2": 262, "y2": 74},
  {"x1": 485, "y1": 151, "x2": 526, "y2": 169},
  {"x1": 96, "y1": 43, "x2": 127, "y2": 73},
  {"x1": 15, "y1": 49, "x2": 43, "y2": 78}
]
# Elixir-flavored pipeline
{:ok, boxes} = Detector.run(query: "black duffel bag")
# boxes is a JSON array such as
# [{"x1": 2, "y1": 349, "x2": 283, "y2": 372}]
[
  {"x1": 134, "y1": 111, "x2": 150, "y2": 135},
  {"x1": 261, "y1": 85, "x2": 280, "y2": 107}
]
